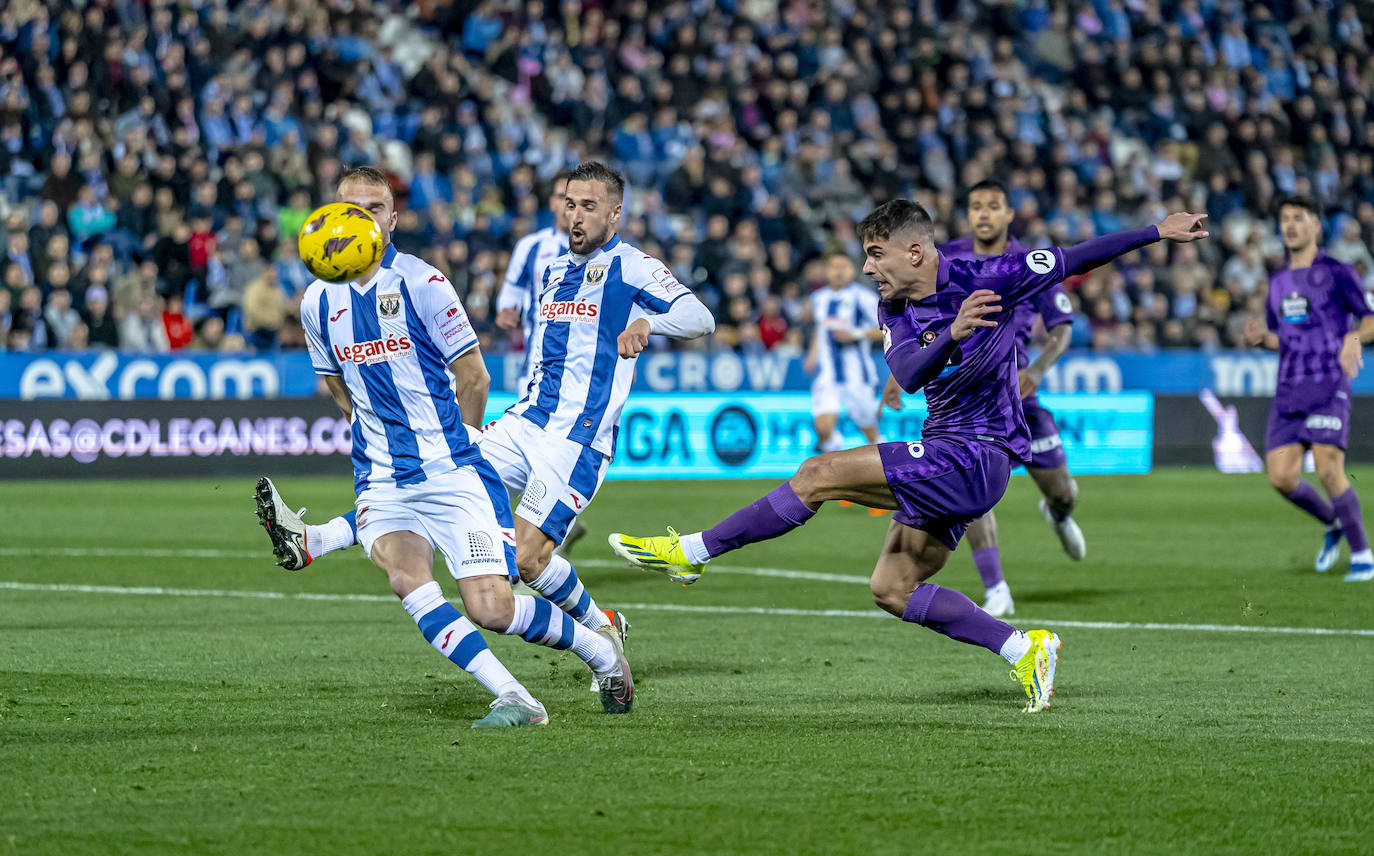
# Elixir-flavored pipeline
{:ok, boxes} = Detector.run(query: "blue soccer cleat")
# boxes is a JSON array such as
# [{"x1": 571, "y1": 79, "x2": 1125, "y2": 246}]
[{"x1": 1315, "y1": 524, "x2": 1343, "y2": 573}]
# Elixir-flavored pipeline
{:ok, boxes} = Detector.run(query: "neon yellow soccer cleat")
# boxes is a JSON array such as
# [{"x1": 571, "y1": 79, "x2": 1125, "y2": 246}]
[
  {"x1": 1011, "y1": 629, "x2": 1061, "y2": 713},
  {"x1": 607, "y1": 527, "x2": 704, "y2": 585}
]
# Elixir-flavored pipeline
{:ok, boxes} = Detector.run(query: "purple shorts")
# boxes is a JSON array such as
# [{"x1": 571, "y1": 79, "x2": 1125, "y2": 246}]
[
  {"x1": 1265, "y1": 380, "x2": 1351, "y2": 451},
  {"x1": 878, "y1": 438, "x2": 1012, "y2": 550},
  {"x1": 1022, "y1": 394, "x2": 1068, "y2": 470}
]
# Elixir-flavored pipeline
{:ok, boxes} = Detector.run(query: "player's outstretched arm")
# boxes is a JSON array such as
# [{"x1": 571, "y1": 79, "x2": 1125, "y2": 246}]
[
  {"x1": 618, "y1": 292, "x2": 715, "y2": 358},
  {"x1": 1059, "y1": 213, "x2": 1207, "y2": 279}
]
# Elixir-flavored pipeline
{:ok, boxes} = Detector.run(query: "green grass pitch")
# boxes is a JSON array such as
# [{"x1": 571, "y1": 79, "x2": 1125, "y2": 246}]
[{"x1": 2, "y1": 469, "x2": 1373, "y2": 855}]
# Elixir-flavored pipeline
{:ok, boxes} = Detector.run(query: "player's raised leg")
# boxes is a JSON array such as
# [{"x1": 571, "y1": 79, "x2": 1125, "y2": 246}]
[
  {"x1": 1311, "y1": 444, "x2": 1373, "y2": 581},
  {"x1": 367, "y1": 529, "x2": 546, "y2": 729},
  {"x1": 1266, "y1": 443, "x2": 1343, "y2": 571},
  {"x1": 965, "y1": 511, "x2": 1013, "y2": 617},
  {"x1": 1029, "y1": 465, "x2": 1085, "y2": 561},
  {"x1": 254, "y1": 477, "x2": 359, "y2": 569},
  {"x1": 610, "y1": 445, "x2": 898, "y2": 583},
  {"x1": 868, "y1": 520, "x2": 1059, "y2": 712}
]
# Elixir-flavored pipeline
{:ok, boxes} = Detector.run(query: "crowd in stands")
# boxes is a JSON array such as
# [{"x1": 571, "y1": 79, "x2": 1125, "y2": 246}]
[{"x1": 2, "y1": 0, "x2": 1374, "y2": 359}]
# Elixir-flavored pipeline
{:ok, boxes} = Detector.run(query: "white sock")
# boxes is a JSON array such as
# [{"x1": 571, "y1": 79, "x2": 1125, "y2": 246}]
[
  {"x1": 999, "y1": 630, "x2": 1031, "y2": 665},
  {"x1": 306, "y1": 515, "x2": 357, "y2": 558},
  {"x1": 575, "y1": 624, "x2": 619, "y2": 676},
  {"x1": 680, "y1": 531, "x2": 712, "y2": 565},
  {"x1": 1353, "y1": 549, "x2": 1374, "y2": 566}
]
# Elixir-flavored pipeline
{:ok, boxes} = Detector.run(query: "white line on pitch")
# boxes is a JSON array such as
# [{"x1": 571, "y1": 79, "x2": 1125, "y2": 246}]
[
  {"x1": 0, "y1": 547, "x2": 870, "y2": 584},
  {"x1": 2, "y1": 580, "x2": 1373, "y2": 638}
]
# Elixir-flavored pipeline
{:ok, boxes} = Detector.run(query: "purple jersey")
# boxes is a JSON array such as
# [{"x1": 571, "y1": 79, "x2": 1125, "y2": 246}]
[
  {"x1": 879, "y1": 247, "x2": 1068, "y2": 461},
  {"x1": 1265, "y1": 252, "x2": 1374, "y2": 391},
  {"x1": 941, "y1": 235, "x2": 1074, "y2": 370}
]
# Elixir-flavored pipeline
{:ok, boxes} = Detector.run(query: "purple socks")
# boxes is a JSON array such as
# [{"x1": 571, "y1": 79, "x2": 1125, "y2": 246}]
[
  {"x1": 1332, "y1": 489, "x2": 1369, "y2": 552},
  {"x1": 1282, "y1": 482, "x2": 1335, "y2": 525},
  {"x1": 700, "y1": 481, "x2": 818, "y2": 559},
  {"x1": 902, "y1": 583, "x2": 1016, "y2": 654},
  {"x1": 972, "y1": 547, "x2": 1004, "y2": 589}
]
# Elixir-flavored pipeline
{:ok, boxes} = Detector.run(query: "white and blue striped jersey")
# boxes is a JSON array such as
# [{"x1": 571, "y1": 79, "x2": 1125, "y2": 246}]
[
  {"x1": 508, "y1": 235, "x2": 688, "y2": 457},
  {"x1": 810, "y1": 283, "x2": 881, "y2": 388},
  {"x1": 498, "y1": 226, "x2": 568, "y2": 384},
  {"x1": 302, "y1": 244, "x2": 484, "y2": 493}
]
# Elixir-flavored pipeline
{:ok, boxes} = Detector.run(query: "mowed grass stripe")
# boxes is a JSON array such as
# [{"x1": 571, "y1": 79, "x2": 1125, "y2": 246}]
[{"x1": 5, "y1": 579, "x2": 1374, "y2": 637}]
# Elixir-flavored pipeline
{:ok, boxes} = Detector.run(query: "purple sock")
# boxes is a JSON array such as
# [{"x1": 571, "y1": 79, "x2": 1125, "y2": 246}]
[
  {"x1": 1332, "y1": 489, "x2": 1369, "y2": 553},
  {"x1": 902, "y1": 583, "x2": 1016, "y2": 654},
  {"x1": 972, "y1": 547, "x2": 1004, "y2": 589},
  {"x1": 701, "y1": 481, "x2": 818, "y2": 558},
  {"x1": 1282, "y1": 482, "x2": 1336, "y2": 525}
]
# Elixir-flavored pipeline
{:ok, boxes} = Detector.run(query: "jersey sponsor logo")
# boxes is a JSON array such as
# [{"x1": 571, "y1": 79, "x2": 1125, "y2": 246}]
[
  {"x1": 462, "y1": 531, "x2": 497, "y2": 565},
  {"x1": 428, "y1": 274, "x2": 446, "y2": 284},
  {"x1": 332, "y1": 334, "x2": 413, "y2": 366},
  {"x1": 882, "y1": 325, "x2": 892, "y2": 351},
  {"x1": 540, "y1": 300, "x2": 601, "y2": 323},
  {"x1": 1282, "y1": 293, "x2": 1311, "y2": 323},
  {"x1": 1305, "y1": 414, "x2": 1343, "y2": 431},
  {"x1": 907, "y1": 441, "x2": 926, "y2": 458},
  {"x1": 434, "y1": 303, "x2": 470, "y2": 347},
  {"x1": 521, "y1": 479, "x2": 548, "y2": 513},
  {"x1": 378, "y1": 293, "x2": 401, "y2": 318},
  {"x1": 585, "y1": 264, "x2": 607, "y2": 284},
  {"x1": 1054, "y1": 292, "x2": 1073, "y2": 314},
  {"x1": 1025, "y1": 249, "x2": 1055, "y2": 274},
  {"x1": 653, "y1": 267, "x2": 684, "y2": 292},
  {"x1": 329, "y1": 307, "x2": 348, "y2": 322},
  {"x1": 568, "y1": 489, "x2": 588, "y2": 511}
]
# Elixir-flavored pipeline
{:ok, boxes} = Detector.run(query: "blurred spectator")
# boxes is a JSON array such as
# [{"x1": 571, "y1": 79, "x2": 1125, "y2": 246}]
[
  {"x1": 43, "y1": 288, "x2": 82, "y2": 348},
  {"x1": 120, "y1": 295, "x2": 170, "y2": 353},
  {"x1": 82, "y1": 286, "x2": 119, "y2": 349},
  {"x1": 162, "y1": 295, "x2": 194, "y2": 351},
  {"x1": 242, "y1": 267, "x2": 288, "y2": 350}
]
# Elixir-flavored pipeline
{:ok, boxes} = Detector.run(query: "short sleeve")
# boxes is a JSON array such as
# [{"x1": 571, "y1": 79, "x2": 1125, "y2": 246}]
[
  {"x1": 1333, "y1": 261, "x2": 1374, "y2": 319},
  {"x1": 626, "y1": 255, "x2": 689, "y2": 313},
  {"x1": 1034, "y1": 284, "x2": 1075, "y2": 329},
  {"x1": 968, "y1": 247, "x2": 1067, "y2": 308},
  {"x1": 304, "y1": 285, "x2": 340, "y2": 376},
  {"x1": 412, "y1": 272, "x2": 477, "y2": 362}
]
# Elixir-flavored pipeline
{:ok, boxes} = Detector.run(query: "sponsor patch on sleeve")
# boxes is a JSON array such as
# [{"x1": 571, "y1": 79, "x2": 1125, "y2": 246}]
[
  {"x1": 653, "y1": 266, "x2": 685, "y2": 293},
  {"x1": 434, "y1": 303, "x2": 471, "y2": 347}
]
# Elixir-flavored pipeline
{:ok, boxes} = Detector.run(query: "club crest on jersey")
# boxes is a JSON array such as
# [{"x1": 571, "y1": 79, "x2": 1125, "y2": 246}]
[
  {"x1": 378, "y1": 293, "x2": 401, "y2": 318},
  {"x1": 585, "y1": 264, "x2": 607, "y2": 284},
  {"x1": 921, "y1": 329, "x2": 937, "y2": 345}
]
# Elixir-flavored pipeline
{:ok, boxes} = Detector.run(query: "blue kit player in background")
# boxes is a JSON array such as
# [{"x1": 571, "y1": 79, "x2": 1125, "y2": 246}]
[
  {"x1": 1244, "y1": 196, "x2": 1374, "y2": 581},
  {"x1": 611, "y1": 200, "x2": 1210, "y2": 713},
  {"x1": 497, "y1": 170, "x2": 571, "y2": 395},
  {"x1": 918, "y1": 180, "x2": 1081, "y2": 618},
  {"x1": 255, "y1": 167, "x2": 632, "y2": 724},
  {"x1": 806, "y1": 253, "x2": 884, "y2": 453}
]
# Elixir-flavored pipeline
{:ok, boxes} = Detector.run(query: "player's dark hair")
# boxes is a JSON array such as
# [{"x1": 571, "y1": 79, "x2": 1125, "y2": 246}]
[
  {"x1": 337, "y1": 165, "x2": 394, "y2": 203},
  {"x1": 1277, "y1": 196, "x2": 1320, "y2": 217},
  {"x1": 567, "y1": 161, "x2": 625, "y2": 201},
  {"x1": 857, "y1": 199, "x2": 934, "y2": 245},
  {"x1": 968, "y1": 180, "x2": 1010, "y2": 204},
  {"x1": 552, "y1": 168, "x2": 573, "y2": 187}
]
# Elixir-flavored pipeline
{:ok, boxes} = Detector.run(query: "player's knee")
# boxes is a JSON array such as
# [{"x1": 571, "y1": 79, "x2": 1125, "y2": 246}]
[
  {"x1": 514, "y1": 549, "x2": 549, "y2": 582},
  {"x1": 1052, "y1": 477, "x2": 1078, "y2": 512},
  {"x1": 869, "y1": 577, "x2": 912, "y2": 617},
  {"x1": 1268, "y1": 469, "x2": 1300, "y2": 494},
  {"x1": 791, "y1": 455, "x2": 832, "y2": 504}
]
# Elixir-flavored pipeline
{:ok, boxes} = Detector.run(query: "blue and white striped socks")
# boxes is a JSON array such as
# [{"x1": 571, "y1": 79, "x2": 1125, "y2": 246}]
[
  {"x1": 505, "y1": 594, "x2": 617, "y2": 674},
  {"x1": 401, "y1": 581, "x2": 524, "y2": 699},
  {"x1": 528, "y1": 555, "x2": 612, "y2": 631}
]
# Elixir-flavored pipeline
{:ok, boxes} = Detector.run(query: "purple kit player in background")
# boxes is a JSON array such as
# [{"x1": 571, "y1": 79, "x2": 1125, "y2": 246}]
[
  {"x1": 906, "y1": 180, "x2": 1082, "y2": 618},
  {"x1": 610, "y1": 200, "x2": 1211, "y2": 712},
  {"x1": 1244, "y1": 196, "x2": 1374, "y2": 581}
]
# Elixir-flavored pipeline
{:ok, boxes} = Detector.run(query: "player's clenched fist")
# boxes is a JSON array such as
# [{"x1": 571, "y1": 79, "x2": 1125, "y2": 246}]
[
  {"x1": 618, "y1": 317, "x2": 652, "y2": 358},
  {"x1": 952, "y1": 289, "x2": 1002, "y2": 340}
]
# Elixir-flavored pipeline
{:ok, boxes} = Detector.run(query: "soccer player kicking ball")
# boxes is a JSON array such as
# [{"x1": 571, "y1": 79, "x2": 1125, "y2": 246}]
[
  {"x1": 1244, "y1": 196, "x2": 1374, "y2": 581},
  {"x1": 923, "y1": 180, "x2": 1082, "y2": 618},
  {"x1": 612, "y1": 200, "x2": 1208, "y2": 712},
  {"x1": 264, "y1": 167, "x2": 633, "y2": 726}
]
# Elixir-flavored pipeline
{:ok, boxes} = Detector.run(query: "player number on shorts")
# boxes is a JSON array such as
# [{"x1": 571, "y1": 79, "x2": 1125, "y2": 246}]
[
  {"x1": 907, "y1": 442, "x2": 925, "y2": 459},
  {"x1": 1026, "y1": 250, "x2": 1055, "y2": 274}
]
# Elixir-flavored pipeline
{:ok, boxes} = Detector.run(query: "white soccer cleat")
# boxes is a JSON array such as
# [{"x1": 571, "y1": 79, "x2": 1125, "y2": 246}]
[
  {"x1": 1345, "y1": 556, "x2": 1374, "y2": 583},
  {"x1": 983, "y1": 581, "x2": 1015, "y2": 617},
  {"x1": 1039, "y1": 498, "x2": 1086, "y2": 561},
  {"x1": 1316, "y1": 524, "x2": 1343, "y2": 573},
  {"x1": 254, "y1": 477, "x2": 311, "y2": 571}
]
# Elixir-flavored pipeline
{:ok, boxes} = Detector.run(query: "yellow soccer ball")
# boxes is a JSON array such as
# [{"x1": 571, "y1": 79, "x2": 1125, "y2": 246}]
[{"x1": 297, "y1": 202, "x2": 384, "y2": 283}]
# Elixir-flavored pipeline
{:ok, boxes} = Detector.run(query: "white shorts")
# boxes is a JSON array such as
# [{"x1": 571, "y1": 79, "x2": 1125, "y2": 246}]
[
  {"x1": 478, "y1": 412, "x2": 611, "y2": 543},
  {"x1": 355, "y1": 465, "x2": 518, "y2": 583},
  {"x1": 811, "y1": 379, "x2": 880, "y2": 428}
]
